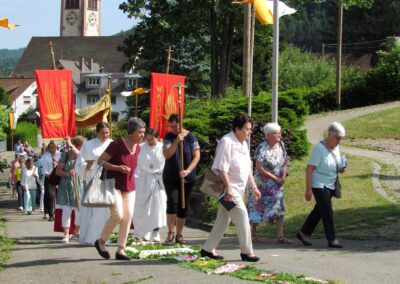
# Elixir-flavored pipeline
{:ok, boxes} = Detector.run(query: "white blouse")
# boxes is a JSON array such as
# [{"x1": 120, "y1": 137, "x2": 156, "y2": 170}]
[
  {"x1": 21, "y1": 167, "x2": 39, "y2": 190},
  {"x1": 212, "y1": 131, "x2": 252, "y2": 200}
]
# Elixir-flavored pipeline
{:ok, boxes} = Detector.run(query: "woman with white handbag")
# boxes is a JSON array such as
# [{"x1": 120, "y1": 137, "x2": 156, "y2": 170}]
[
  {"x1": 94, "y1": 117, "x2": 146, "y2": 261},
  {"x1": 75, "y1": 122, "x2": 112, "y2": 245}
]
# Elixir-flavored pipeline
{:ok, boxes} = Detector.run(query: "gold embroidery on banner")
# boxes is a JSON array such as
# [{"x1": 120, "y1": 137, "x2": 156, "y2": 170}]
[
  {"x1": 154, "y1": 86, "x2": 163, "y2": 128},
  {"x1": 163, "y1": 88, "x2": 177, "y2": 120},
  {"x1": 44, "y1": 82, "x2": 62, "y2": 121}
]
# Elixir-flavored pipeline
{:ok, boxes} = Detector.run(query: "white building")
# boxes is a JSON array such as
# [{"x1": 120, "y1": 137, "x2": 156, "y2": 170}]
[{"x1": 0, "y1": 78, "x2": 38, "y2": 126}]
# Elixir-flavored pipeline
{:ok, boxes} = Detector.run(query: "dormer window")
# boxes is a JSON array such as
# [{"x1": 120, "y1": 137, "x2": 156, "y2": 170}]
[
  {"x1": 126, "y1": 78, "x2": 135, "y2": 88},
  {"x1": 87, "y1": 77, "x2": 100, "y2": 87}
]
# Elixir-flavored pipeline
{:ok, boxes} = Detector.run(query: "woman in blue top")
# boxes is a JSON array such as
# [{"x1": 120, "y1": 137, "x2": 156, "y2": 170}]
[{"x1": 297, "y1": 122, "x2": 346, "y2": 248}]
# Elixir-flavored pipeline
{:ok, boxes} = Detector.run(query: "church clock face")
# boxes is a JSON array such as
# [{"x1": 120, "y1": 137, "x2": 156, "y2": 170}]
[
  {"x1": 88, "y1": 12, "x2": 97, "y2": 27},
  {"x1": 66, "y1": 10, "x2": 78, "y2": 26}
]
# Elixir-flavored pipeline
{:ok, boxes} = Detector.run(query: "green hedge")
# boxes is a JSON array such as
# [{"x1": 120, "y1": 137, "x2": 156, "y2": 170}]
[
  {"x1": 9, "y1": 122, "x2": 38, "y2": 147},
  {"x1": 185, "y1": 87, "x2": 309, "y2": 165}
]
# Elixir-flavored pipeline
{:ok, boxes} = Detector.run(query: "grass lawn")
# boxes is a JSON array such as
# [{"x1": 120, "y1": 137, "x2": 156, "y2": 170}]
[
  {"x1": 342, "y1": 107, "x2": 400, "y2": 140},
  {"x1": 254, "y1": 155, "x2": 400, "y2": 240},
  {"x1": 0, "y1": 211, "x2": 13, "y2": 269}
]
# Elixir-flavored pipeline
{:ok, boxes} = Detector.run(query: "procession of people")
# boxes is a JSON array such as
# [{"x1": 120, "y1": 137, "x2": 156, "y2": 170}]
[{"x1": 8, "y1": 116, "x2": 347, "y2": 262}]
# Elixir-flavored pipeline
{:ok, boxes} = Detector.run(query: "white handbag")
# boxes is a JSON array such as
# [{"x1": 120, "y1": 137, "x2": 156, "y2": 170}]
[{"x1": 82, "y1": 164, "x2": 116, "y2": 208}]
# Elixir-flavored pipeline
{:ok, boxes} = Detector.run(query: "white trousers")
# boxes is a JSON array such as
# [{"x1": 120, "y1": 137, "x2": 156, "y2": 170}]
[
  {"x1": 100, "y1": 190, "x2": 135, "y2": 248},
  {"x1": 202, "y1": 198, "x2": 253, "y2": 255},
  {"x1": 60, "y1": 205, "x2": 80, "y2": 228}
]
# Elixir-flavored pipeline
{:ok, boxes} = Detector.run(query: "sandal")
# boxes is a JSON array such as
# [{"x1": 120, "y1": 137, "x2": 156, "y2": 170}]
[
  {"x1": 277, "y1": 236, "x2": 292, "y2": 244},
  {"x1": 163, "y1": 232, "x2": 175, "y2": 245},
  {"x1": 175, "y1": 234, "x2": 188, "y2": 244}
]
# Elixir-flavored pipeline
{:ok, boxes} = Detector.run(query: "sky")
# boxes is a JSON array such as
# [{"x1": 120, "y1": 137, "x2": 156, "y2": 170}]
[{"x1": 0, "y1": 0, "x2": 136, "y2": 49}]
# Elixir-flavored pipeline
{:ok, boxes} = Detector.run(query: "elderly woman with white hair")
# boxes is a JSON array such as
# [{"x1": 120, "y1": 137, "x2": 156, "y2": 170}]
[
  {"x1": 296, "y1": 122, "x2": 346, "y2": 249},
  {"x1": 94, "y1": 117, "x2": 146, "y2": 260},
  {"x1": 247, "y1": 122, "x2": 290, "y2": 244}
]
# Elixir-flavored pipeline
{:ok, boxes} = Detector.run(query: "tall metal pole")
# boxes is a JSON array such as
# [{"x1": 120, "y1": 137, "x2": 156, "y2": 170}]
[
  {"x1": 271, "y1": 0, "x2": 280, "y2": 123},
  {"x1": 243, "y1": 4, "x2": 252, "y2": 99},
  {"x1": 336, "y1": 4, "x2": 343, "y2": 110},
  {"x1": 107, "y1": 75, "x2": 113, "y2": 138}
]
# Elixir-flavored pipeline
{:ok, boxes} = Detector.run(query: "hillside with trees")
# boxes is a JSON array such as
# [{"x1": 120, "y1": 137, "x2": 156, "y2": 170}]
[{"x1": 0, "y1": 48, "x2": 24, "y2": 77}]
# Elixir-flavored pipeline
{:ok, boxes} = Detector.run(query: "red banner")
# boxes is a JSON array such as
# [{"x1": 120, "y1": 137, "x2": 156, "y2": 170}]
[
  {"x1": 35, "y1": 70, "x2": 76, "y2": 138},
  {"x1": 149, "y1": 73, "x2": 186, "y2": 139}
]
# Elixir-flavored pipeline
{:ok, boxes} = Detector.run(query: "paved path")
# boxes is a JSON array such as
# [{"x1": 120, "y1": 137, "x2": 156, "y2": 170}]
[
  {"x1": 1, "y1": 101, "x2": 400, "y2": 284},
  {"x1": 304, "y1": 101, "x2": 400, "y2": 202}
]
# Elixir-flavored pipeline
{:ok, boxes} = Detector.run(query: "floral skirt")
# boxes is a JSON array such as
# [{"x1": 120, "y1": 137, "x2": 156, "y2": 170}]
[{"x1": 247, "y1": 184, "x2": 285, "y2": 224}]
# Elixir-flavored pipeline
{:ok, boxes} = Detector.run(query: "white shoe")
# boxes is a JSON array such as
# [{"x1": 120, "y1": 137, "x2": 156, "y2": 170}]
[
  {"x1": 152, "y1": 231, "x2": 161, "y2": 243},
  {"x1": 19, "y1": 206, "x2": 23, "y2": 211},
  {"x1": 143, "y1": 232, "x2": 151, "y2": 242},
  {"x1": 62, "y1": 235, "x2": 70, "y2": 243}
]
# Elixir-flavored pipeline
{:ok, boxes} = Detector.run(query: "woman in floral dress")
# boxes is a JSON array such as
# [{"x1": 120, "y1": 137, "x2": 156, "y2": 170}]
[{"x1": 247, "y1": 123, "x2": 290, "y2": 244}]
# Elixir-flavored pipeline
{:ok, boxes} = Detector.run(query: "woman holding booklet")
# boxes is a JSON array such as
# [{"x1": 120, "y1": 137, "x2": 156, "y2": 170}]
[{"x1": 201, "y1": 114, "x2": 261, "y2": 262}]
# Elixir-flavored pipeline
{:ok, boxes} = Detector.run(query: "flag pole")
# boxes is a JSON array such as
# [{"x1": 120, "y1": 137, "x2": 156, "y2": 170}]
[
  {"x1": 49, "y1": 41, "x2": 56, "y2": 70},
  {"x1": 271, "y1": 0, "x2": 280, "y2": 123}
]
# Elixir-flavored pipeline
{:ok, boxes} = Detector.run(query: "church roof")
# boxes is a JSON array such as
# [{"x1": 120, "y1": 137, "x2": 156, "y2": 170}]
[{"x1": 13, "y1": 36, "x2": 129, "y2": 77}]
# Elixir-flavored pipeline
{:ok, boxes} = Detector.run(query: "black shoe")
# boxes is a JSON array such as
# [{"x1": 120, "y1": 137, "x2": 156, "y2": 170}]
[
  {"x1": 48, "y1": 217, "x2": 54, "y2": 221},
  {"x1": 200, "y1": 249, "x2": 224, "y2": 260},
  {"x1": 240, "y1": 253, "x2": 259, "y2": 262},
  {"x1": 94, "y1": 239, "x2": 110, "y2": 259},
  {"x1": 328, "y1": 242, "x2": 343, "y2": 249},
  {"x1": 115, "y1": 252, "x2": 131, "y2": 260},
  {"x1": 296, "y1": 231, "x2": 312, "y2": 246}
]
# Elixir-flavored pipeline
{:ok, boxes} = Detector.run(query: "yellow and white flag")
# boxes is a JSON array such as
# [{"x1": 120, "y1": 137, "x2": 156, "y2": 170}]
[
  {"x1": 0, "y1": 18, "x2": 19, "y2": 30},
  {"x1": 233, "y1": 0, "x2": 296, "y2": 25}
]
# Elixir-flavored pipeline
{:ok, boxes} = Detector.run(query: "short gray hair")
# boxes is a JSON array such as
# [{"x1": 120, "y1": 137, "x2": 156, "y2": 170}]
[
  {"x1": 263, "y1": 122, "x2": 281, "y2": 135},
  {"x1": 127, "y1": 117, "x2": 146, "y2": 134},
  {"x1": 328, "y1": 122, "x2": 345, "y2": 137}
]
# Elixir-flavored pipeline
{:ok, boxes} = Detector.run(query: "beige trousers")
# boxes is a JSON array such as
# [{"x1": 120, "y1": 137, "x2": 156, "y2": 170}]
[
  {"x1": 100, "y1": 190, "x2": 135, "y2": 247},
  {"x1": 202, "y1": 198, "x2": 253, "y2": 254}
]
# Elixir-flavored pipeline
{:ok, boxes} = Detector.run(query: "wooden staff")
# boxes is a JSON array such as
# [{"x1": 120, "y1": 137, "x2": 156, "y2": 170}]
[
  {"x1": 107, "y1": 75, "x2": 113, "y2": 138},
  {"x1": 172, "y1": 80, "x2": 187, "y2": 208},
  {"x1": 165, "y1": 46, "x2": 174, "y2": 74},
  {"x1": 70, "y1": 158, "x2": 80, "y2": 212},
  {"x1": 49, "y1": 41, "x2": 56, "y2": 70}
]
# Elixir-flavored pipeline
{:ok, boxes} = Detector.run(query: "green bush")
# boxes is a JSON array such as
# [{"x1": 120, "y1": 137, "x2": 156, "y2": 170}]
[
  {"x1": 185, "y1": 87, "x2": 309, "y2": 165},
  {"x1": 10, "y1": 122, "x2": 38, "y2": 147},
  {"x1": 272, "y1": 45, "x2": 336, "y2": 91}
]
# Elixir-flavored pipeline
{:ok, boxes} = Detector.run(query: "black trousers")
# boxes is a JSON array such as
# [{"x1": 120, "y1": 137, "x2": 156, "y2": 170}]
[
  {"x1": 44, "y1": 177, "x2": 54, "y2": 218},
  {"x1": 300, "y1": 188, "x2": 336, "y2": 242},
  {"x1": 164, "y1": 178, "x2": 194, "y2": 219}
]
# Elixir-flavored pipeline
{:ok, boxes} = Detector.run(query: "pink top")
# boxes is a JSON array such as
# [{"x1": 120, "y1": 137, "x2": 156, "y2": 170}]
[{"x1": 104, "y1": 138, "x2": 140, "y2": 192}]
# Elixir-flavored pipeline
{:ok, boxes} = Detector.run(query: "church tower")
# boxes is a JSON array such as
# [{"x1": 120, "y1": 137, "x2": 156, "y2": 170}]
[{"x1": 60, "y1": 0, "x2": 101, "y2": 37}]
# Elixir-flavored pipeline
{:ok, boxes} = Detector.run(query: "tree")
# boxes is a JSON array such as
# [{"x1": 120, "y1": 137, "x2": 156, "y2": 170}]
[
  {"x1": 0, "y1": 85, "x2": 11, "y2": 107},
  {"x1": 118, "y1": 0, "x2": 273, "y2": 98}
]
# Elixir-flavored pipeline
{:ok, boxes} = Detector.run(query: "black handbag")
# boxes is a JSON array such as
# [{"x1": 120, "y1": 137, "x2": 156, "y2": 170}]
[{"x1": 48, "y1": 153, "x2": 68, "y2": 186}]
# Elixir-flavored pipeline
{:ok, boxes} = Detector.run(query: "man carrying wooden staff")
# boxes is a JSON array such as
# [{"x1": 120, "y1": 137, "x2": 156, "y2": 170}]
[{"x1": 162, "y1": 82, "x2": 200, "y2": 245}]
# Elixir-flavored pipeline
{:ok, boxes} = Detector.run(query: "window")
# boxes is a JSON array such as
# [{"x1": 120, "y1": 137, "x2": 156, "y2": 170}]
[
  {"x1": 87, "y1": 77, "x2": 100, "y2": 87},
  {"x1": 87, "y1": 95, "x2": 99, "y2": 104},
  {"x1": 23, "y1": 95, "x2": 31, "y2": 105},
  {"x1": 88, "y1": 0, "x2": 98, "y2": 10},
  {"x1": 111, "y1": 113, "x2": 119, "y2": 122},
  {"x1": 126, "y1": 78, "x2": 135, "y2": 88},
  {"x1": 111, "y1": 95, "x2": 116, "y2": 105},
  {"x1": 66, "y1": 0, "x2": 79, "y2": 9}
]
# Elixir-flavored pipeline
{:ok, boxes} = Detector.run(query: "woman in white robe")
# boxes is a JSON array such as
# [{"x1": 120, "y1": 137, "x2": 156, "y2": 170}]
[
  {"x1": 75, "y1": 122, "x2": 112, "y2": 245},
  {"x1": 134, "y1": 128, "x2": 167, "y2": 242}
]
